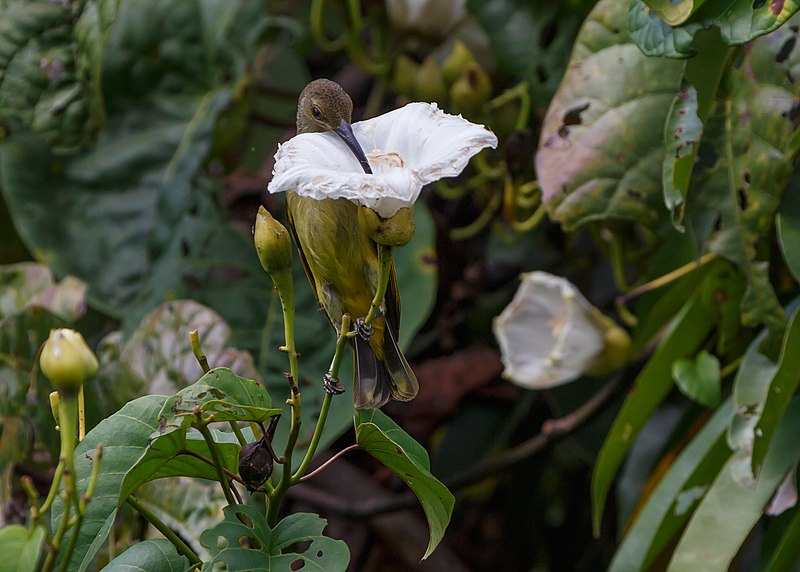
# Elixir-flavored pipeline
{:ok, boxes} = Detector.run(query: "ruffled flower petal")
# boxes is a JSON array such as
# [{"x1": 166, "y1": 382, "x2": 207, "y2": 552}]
[{"x1": 268, "y1": 102, "x2": 497, "y2": 218}]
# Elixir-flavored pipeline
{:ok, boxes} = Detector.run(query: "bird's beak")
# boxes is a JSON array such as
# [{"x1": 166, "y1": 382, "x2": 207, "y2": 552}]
[{"x1": 334, "y1": 119, "x2": 373, "y2": 175}]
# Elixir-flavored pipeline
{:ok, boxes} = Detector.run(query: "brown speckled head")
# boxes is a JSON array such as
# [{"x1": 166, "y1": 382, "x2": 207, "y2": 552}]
[
  {"x1": 296, "y1": 79, "x2": 354, "y2": 134},
  {"x1": 296, "y1": 79, "x2": 372, "y2": 174}
]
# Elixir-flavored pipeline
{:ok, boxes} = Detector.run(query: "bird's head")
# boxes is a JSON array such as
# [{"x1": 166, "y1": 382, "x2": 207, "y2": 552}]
[{"x1": 297, "y1": 79, "x2": 372, "y2": 174}]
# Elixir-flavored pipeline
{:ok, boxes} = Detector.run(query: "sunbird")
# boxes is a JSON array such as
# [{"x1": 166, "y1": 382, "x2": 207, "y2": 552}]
[{"x1": 286, "y1": 79, "x2": 419, "y2": 408}]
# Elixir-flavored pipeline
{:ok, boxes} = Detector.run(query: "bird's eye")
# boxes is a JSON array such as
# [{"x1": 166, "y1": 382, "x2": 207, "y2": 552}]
[{"x1": 311, "y1": 105, "x2": 323, "y2": 120}]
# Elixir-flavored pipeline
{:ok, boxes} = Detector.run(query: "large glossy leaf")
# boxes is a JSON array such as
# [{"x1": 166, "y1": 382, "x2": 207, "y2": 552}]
[
  {"x1": 0, "y1": 524, "x2": 45, "y2": 572},
  {"x1": 200, "y1": 506, "x2": 350, "y2": 572},
  {"x1": 100, "y1": 539, "x2": 189, "y2": 572},
  {"x1": 0, "y1": 0, "x2": 269, "y2": 333},
  {"x1": 592, "y1": 262, "x2": 742, "y2": 534},
  {"x1": 610, "y1": 400, "x2": 732, "y2": 572},
  {"x1": 536, "y1": 0, "x2": 686, "y2": 230},
  {"x1": 0, "y1": 1, "x2": 115, "y2": 151},
  {"x1": 667, "y1": 398, "x2": 800, "y2": 571},
  {"x1": 662, "y1": 84, "x2": 702, "y2": 227},
  {"x1": 355, "y1": 409, "x2": 454, "y2": 559}
]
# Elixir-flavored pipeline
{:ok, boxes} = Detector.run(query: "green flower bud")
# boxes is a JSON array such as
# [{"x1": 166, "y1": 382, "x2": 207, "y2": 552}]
[
  {"x1": 392, "y1": 55, "x2": 419, "y2": 98},
  {"x1": 442, "y1": 40, "x2": 475, "y2": 86},
  {"x1": 40, "y1": 329, "x2": 99, "y2": 393},
  {"x1": 358, "y1": 205, "x2": 416, "y2": 246},
  {"x1": 450, "y1": 62, "x2": 492, "y2": 116},
  {"x1": 254, "y1": 205, "x2": 293, "y2": 277},
  {"x1": 585, "y1": 322, "x2": 633, "y2": 376},
  {"x1": 414, "y1": 55, "x2": 447, "y2": 104}
]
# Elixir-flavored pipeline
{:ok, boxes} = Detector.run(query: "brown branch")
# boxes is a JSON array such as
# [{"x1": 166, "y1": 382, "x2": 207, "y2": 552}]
[{"x1": 288, "y1": 375, "x2": 624, "y2": 518}]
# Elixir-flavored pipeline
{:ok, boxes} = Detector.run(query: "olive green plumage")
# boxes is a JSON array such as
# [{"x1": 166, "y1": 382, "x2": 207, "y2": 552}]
[{"x1": 286, "y1": 79, "x2": 418, "y2": 408}]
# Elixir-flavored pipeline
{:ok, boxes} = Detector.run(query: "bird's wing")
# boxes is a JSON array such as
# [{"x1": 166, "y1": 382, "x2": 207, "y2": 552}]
[{"x1": 286, "y1": 195, "x2": 324, "y2": 311}]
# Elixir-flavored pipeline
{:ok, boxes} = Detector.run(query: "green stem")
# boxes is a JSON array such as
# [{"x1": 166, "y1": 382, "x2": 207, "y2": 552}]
[
  {"x1": 450, "y1": 190, "x2": 502, "y2": 240},
  {"x1": 364, "y1": 246, "x2": 392, "y2": 326},
  {"x1": 39, "y1": 460, "x2": 65, "y2": 514},
  {"x1": 197, "y1": 423, "x2": 238, "y2": 507},
  {"x1": 228, "y1": 421, "x2": 247, "y2": 447},
  {"x1": 189, "y1": 330, "x2": 210, "y2": 374},
  {"x1": 291, "y1": 315, "x2": 353, "y2": 484},
  {"x1": 48, "y1": 392, "x2": 79, "y2": 572},
  {"x1": 310, "y1": 0, "x2": 347, "y2": 51},
  {"x1": 126, "y1": 496, "x2": 202, "y2": 567},
  {"x1": 267, "y1": 278, "x2": 300, "y2": 526},
  {"x1": 77, "y1": 386, "x2": 85, "y2": 441}
]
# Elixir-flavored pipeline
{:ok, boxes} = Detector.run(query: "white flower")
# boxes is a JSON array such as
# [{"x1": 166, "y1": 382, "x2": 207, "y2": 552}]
[
  {"x1": 386, "y1": 0, "x2": 466, "y2": 41},
  {"x1": 493, "y1": 272, "x2": 631, "y2": 389},
  {"x1": 267, "y1": 102, "x2": 497, "y2": 218}
]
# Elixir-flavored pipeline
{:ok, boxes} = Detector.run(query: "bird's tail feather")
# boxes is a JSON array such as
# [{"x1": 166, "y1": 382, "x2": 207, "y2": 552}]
[
  {"x1": 353, "y1": 321, "x2": 418, "y2": 408},
  {"x1": 383, "y1": 325, "x2": 418, "y2": 401}
]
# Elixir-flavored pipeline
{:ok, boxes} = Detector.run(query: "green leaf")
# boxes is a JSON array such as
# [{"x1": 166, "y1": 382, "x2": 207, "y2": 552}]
[
  {"x1": 157, "y1": 367, "x2": 279, "y2": 430},
  {"x1": 536, "y1": 0, "x2": 686, "y2": 230},
  {"x1": 466, "y1": 0, "x2": 585, "y2": 107},
  {"x1": 0, "y1": 1, "x2": 269, "y2": 331},
  {"x1": 0, "y1": 524, "x2": 45, "y2": 572},
  {"x1": 662, "y1": 83, "x2": 703, "y2": 229},
  {"x1": 672, "y1": 350, "x2": 721, "y2": 407},
  {"x1": 777, "y1": 189, "x2": 800, "y2": 283},
  {"x1": 592, "y1": 262, "x2": 741, "y2": 534},
  {"x1": 752, "y1": 307, "x2": 800, "y2": 474},
  {"x1": 610, "y1": 400, "x2": 732, "y2": 572},
  {"x1": 643, "y1": 0, "x2": 708, "y2": 26},
  {"x1": 628, "y1": 0, "x2": 800, "y2": 58},
  {"x1": 666, "y1": 398, "x2": 800, "y2": 571},
  {"x1": 728, "y1": 330, "x2": 776, "y2": 452},
  {"x1": 355, "y1": 409, "x2": 454, "y2": 559},
  {"x1": 52, "y1": 395, "x2": 167, "y2": 572},
  {"x1": 100, "y1": 539, "x2": 189, "y2": 572},
  {"x1": 200, "y1": 506, "x2": 350, "y2": 572}
]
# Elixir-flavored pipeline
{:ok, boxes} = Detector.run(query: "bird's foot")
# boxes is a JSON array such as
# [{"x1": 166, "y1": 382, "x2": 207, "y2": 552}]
[
  {"x1": 323, "y1": 373, "x2": 345, "y2": 395},
  {"x1": 355, "y1": 317, "x2": 373, "y2": 341}
]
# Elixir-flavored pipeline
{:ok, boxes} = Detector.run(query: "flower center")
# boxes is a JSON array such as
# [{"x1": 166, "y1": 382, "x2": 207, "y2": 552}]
[{"x1": 367, "y1": 150, "x2": 406, "y2": 174}]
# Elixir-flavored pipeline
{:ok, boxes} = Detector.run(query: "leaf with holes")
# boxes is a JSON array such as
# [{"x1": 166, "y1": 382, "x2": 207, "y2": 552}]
[
  {"x1": 355, "y1": 408, "x2": 454, "y2": 559},
  {"x1": 155, "y1": 367, "x2": 281, "y2": 435},
  {"x1": 536, "y1": 0, "x2": 686, "y2": 230},
  {"x1": 200, "y1": 506, "x2": 349, "y2": 571}
]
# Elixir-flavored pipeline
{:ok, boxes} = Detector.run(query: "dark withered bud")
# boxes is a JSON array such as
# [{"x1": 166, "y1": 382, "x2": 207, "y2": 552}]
[{"x1": 238, "y1": 440, "x2": 273, "y2": 491}]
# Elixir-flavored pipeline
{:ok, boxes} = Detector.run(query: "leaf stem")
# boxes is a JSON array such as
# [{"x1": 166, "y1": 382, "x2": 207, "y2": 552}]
[
  {"x1": 298, "y1": 444, "x2": 361, "y2": 483},
  {"x1": 189, "y1": 330, "x2": 210, "y2": 374},
  {"x1": 196, "y1": 423, "x2": 238, "y2": 507},
  {"x1": 126, "y1": 496, "x2": 202, "y2": 567}
]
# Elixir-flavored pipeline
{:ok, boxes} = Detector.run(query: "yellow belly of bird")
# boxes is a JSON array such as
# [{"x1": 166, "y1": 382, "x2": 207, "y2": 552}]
[{"x1": 287, "y1": 193, "x2": 386, "y2": 360}]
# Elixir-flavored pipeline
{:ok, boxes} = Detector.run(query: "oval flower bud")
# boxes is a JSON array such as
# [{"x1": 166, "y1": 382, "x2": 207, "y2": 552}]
[
  {"x1": 40, "y1": 328, "x2": 99, "y2": 393},
  {"x1": 358, "y1": 205, "x2": 416, "y2": 246},
  {"x1": 442, "y1": 40, "x2": 475, "y2": 86},
  {"x1": 414, "y1": 55, "x2": 447, "y2": 104},
  {"x1": 493, "y1": 272, "x2": 631, "y2": 389},
  {"x1": 254, "y1": 206, "x2": 292, "y2": 276},
  {"x1": 450, "y1": 62, "x2": 492, "y2": 115}
]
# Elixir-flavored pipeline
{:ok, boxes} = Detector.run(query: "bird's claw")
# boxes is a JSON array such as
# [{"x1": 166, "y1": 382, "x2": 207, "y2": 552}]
[
  {"x1": 355, "y1": 317, "x2": 373, "y2": 341},
  {"x1": 323, "y1": 373, "x2": 345, "y2": 395}
]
